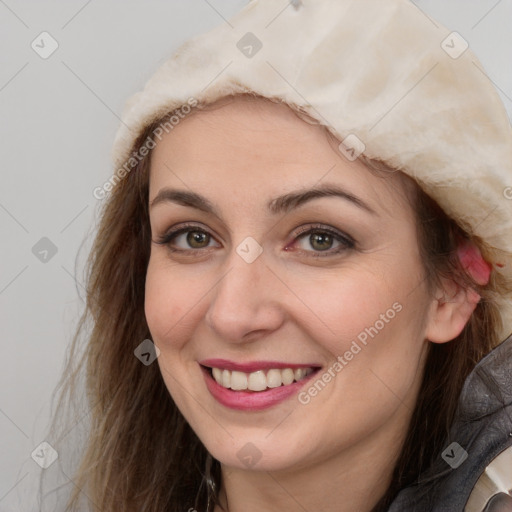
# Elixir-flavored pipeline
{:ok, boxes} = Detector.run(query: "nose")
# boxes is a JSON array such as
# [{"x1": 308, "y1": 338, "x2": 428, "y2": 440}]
[{"x1": 204, "y1": 250, "x2": 286, "y2": 343}]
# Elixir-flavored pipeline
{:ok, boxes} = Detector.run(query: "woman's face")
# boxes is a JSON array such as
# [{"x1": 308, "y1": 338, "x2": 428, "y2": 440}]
[{"x1": 145, "y1": 96, "x2": 435, "y2": 473}]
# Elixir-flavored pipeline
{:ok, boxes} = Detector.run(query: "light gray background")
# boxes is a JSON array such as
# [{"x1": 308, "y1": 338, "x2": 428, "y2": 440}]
[{"x1": 1, "y1": 0, "x2": 511, "y2": 509}]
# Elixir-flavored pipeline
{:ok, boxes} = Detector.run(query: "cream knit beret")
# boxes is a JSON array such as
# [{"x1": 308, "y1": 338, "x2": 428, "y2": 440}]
[{"x1": 111, "y1": 0, "x2": 512, "y2": 340}]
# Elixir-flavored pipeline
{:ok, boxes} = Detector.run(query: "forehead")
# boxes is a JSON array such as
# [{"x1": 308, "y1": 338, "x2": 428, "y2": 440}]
[
  {"x1": 151, "y1": 97, "x2": 336, "y2": 173},
  {"x1": 148, "y1": 96, "x2": 409, "y2": 215}
]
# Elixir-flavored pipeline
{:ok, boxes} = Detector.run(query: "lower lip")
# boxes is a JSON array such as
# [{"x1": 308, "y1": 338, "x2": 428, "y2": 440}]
[{"x1": 201, "y1": 366, "x2": 318, "y2": 411}]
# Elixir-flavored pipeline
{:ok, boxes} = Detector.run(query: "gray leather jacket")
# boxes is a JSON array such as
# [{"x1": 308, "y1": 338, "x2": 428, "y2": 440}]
[{"x1": 388, "y1": 335, "x2": 512, "y2": 511}]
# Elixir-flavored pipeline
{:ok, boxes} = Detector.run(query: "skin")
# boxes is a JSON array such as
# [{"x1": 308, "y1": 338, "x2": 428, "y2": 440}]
[{"x1": 144, "y1": 96, "x2": 476, "y2": 512}]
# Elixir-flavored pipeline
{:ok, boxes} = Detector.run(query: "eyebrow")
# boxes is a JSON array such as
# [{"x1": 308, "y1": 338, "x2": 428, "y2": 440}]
[
  {"x1": 267, "y1": 184, "x2": 377, "y2": 216},
  {"x1": 150, "y1": 189, "x2": 220, "y2": 216},
  {"x1": 149, "y1": 184, "x2": 377, "y2": 216}
]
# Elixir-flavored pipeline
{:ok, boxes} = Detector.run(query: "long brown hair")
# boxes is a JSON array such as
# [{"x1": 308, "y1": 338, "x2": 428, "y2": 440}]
[{"x1": 41, "y1": 97, "x2": 509, "y2": 512}]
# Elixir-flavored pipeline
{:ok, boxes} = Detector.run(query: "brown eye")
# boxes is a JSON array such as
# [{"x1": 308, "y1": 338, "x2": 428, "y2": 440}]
[
  {"x1": 187, "y1": 231, "x2": 210, "y2": 248},
  {"x1": 155, "y1": 226, "x2": 220, "y2": 252},
  {"x1": 309, "y1": 232, "x2": 334, "y2": 251},
  {"x1": 291, "y1": 226, "x2": 355, "y2": 256}
]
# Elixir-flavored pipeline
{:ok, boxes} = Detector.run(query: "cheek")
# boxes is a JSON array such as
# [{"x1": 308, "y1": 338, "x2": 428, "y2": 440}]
[
  {"x1": 290, "y1": 272, "x2": 428, "y2": 438},
  {"x1": 288, "y1": 259, "x2": 426, "y2": 353},
  {"x1": 144, "y1": 256, "x2": 206, "y2": 351},
  {"x1": 144, "y1": 257, "x2": 209, "y2": 418},
  {"x1": 286, "y1": 258, "x2": 430, "y2": 415}
]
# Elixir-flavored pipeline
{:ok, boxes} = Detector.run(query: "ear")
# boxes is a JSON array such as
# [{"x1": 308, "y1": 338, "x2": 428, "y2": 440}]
[{"x1": 425, "y1": 278, "x2": 480, "y2": 344}]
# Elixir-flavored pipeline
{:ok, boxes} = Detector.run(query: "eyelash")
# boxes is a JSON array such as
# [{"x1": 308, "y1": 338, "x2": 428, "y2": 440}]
[
  {"x1": 291, "y1": 224, "x2": 356, "y2": 257},
  {"x1": 154, "y1": 223, "x2": 216, "y2": 251},
  {"x1": 154, "y1": 222, "x2": 356, "y2": 257}
]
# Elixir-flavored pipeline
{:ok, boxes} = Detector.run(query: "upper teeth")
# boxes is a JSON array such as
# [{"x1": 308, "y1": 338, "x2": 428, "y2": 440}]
[{"x1": 211, "y1": 367, "x2": 314, "y2": 391}]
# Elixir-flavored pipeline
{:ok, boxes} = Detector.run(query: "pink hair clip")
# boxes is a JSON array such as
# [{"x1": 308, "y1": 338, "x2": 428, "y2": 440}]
[{"x1": 456, "y1": 240, "x2": 492, "y2": 286}]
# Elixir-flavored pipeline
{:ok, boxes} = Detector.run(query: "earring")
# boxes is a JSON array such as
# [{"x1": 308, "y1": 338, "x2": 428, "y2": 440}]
[{"x1": 205, "y1": 452, "x2": 217, "y2": 511}]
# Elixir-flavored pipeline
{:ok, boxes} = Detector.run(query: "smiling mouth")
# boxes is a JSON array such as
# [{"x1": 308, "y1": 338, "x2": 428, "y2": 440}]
[{"x1": 202, "y1": 365, "x2": 318, "y2": 392}]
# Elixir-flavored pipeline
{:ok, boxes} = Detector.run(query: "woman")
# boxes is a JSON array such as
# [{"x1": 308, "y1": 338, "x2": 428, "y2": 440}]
[{"x1": 42, "y1": 0, "x2": 512, "y2": 511}]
